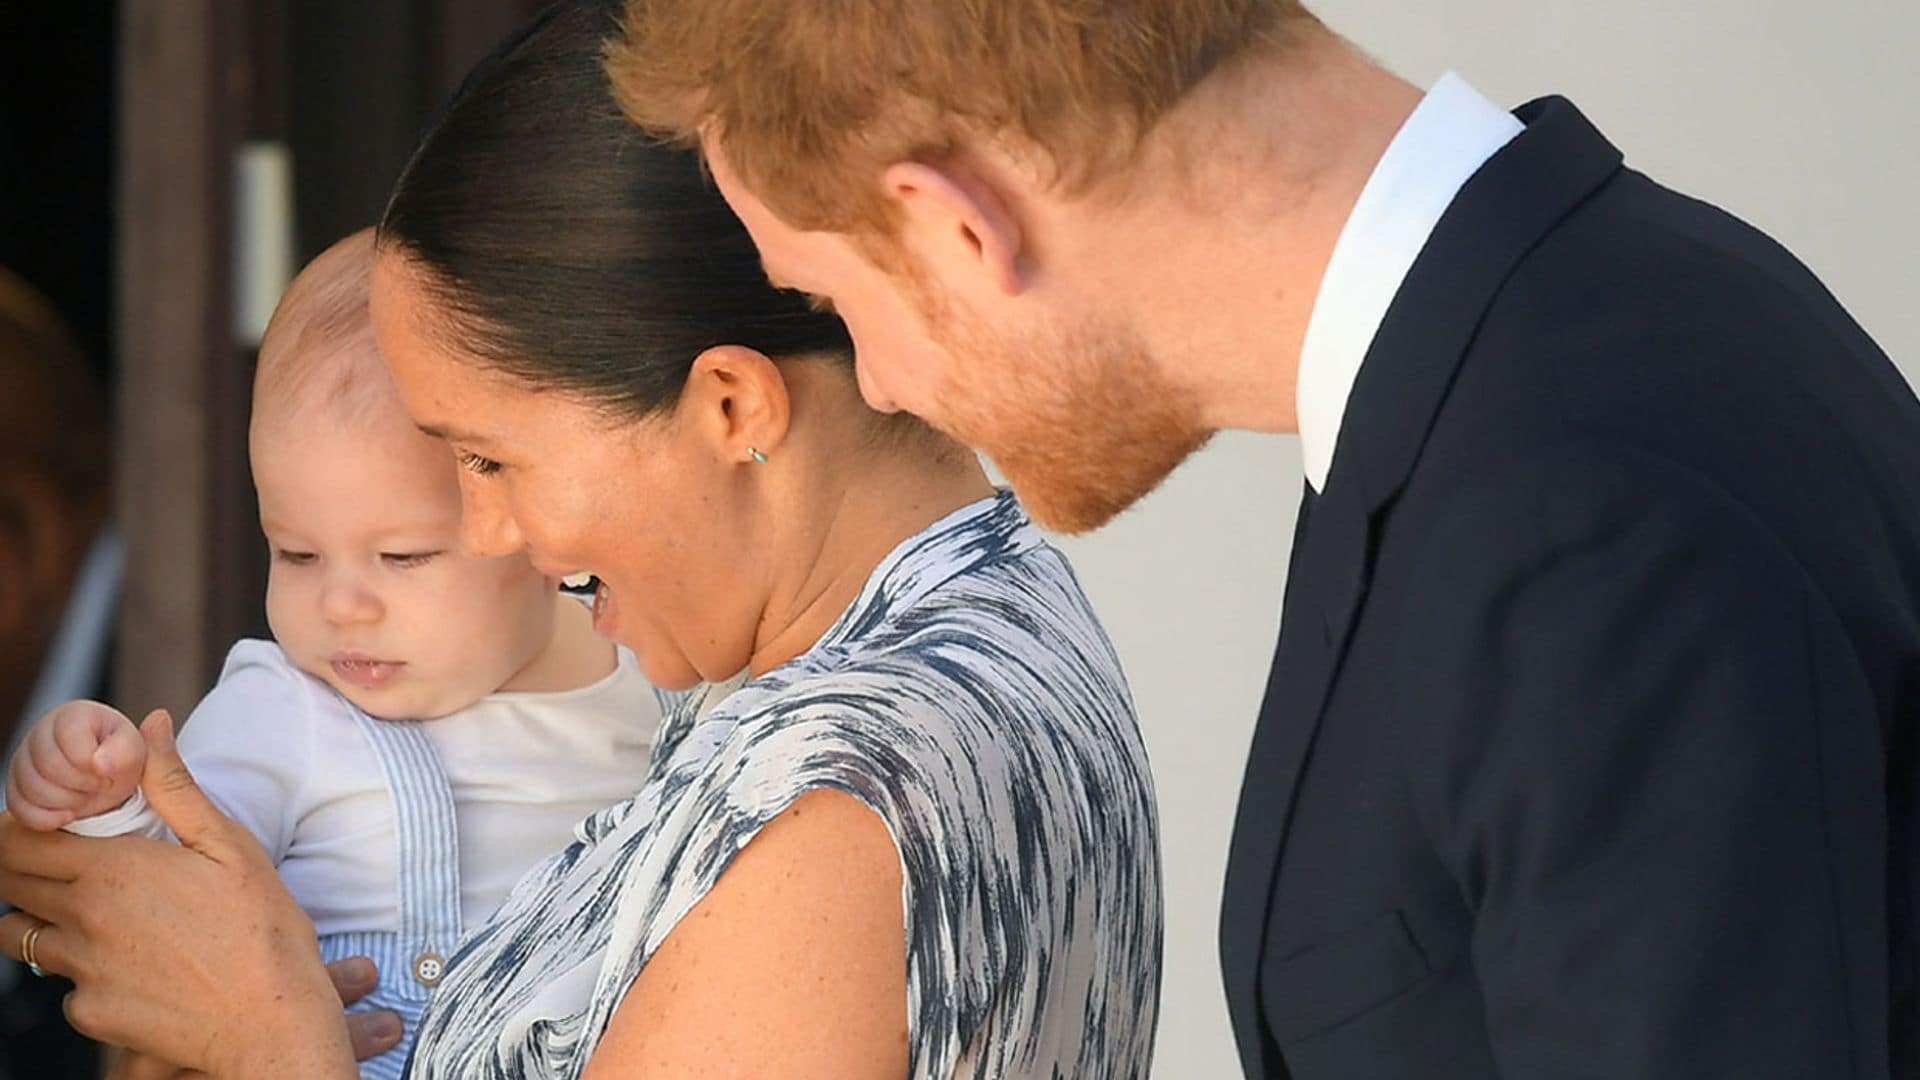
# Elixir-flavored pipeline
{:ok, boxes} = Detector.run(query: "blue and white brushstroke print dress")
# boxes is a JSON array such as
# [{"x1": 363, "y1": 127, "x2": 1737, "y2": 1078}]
[{"x1": 406, "y1": 491, "x2": 1163, "y2": 1078}]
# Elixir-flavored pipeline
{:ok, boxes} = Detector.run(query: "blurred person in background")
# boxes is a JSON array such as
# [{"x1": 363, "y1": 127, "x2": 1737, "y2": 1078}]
[{"x1": 0, "y1": 265, "x2": 113, "y2": 1079}]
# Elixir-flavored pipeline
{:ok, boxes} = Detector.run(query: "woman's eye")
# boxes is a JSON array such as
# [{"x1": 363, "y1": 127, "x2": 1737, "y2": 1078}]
[
  {"x1": 382, "y1": 551, "x2": 443, "y2": 569},
  {"x1": 457, "y1": 450, "x2": 502, "y2": 476},
  {"x1": 274, "y1": 550, "x2": 316, "y2": 566}
]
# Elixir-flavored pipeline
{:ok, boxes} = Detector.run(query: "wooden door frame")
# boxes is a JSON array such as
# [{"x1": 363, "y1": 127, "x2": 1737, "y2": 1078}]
[{"x1": 116, "y1": 0, "x2": 243, "y2": 719}]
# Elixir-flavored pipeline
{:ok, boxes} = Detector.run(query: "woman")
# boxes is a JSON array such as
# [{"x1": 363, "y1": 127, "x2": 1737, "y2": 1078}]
[{"x1": 0, "y1": 2, "x2": 1162, "y2": 1077}]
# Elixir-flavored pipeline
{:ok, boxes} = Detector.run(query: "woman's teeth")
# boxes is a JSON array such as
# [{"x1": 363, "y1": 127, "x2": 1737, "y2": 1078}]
[{"x1": 591, "y1": 580, "x2": 615, "y2": 632}]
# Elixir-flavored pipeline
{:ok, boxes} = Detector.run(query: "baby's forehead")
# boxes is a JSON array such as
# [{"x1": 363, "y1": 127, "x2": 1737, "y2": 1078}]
[
  {"x1": 250, "y1": 346, "x2": 446, "y2": 470},
  {"x1": 254, "y1": 228, "x2": 385, "y2": 426},
  {"x1": 251, "y1": 407, "x2": 464, "y2": 535},
  {"x1": 253, "y1": 337, "x2": 398, "y2": 428}
]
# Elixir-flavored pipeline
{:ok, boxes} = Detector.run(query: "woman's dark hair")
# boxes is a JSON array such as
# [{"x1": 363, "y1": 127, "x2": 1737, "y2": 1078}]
[{"x1": 377, "y1": 0, "x2": 852, "y2": 417}]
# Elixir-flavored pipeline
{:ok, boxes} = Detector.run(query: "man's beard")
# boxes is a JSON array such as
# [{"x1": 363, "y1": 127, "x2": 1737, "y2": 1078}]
[{"x1": 910, "y1": 285, "x2": 1212, "y2": 534}]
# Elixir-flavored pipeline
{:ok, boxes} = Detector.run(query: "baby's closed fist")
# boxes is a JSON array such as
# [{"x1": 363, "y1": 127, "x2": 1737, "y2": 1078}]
[{"x1": 5, "y1": 699, "x2": 147, "y2": 830}]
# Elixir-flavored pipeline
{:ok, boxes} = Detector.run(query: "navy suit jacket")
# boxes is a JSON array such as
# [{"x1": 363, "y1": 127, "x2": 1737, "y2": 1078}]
[{"x1": 1220, "y1": 97, "x2": 1919, "y2": 1078}]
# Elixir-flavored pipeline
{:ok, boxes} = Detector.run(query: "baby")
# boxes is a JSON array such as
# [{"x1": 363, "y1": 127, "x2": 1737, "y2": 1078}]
[{"x1": 3, "y1": 229, "x2": 660, "y2": 1079}]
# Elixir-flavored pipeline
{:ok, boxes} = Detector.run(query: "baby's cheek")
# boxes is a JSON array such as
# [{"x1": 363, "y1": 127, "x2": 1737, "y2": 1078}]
[
  {"x1": 262, "y1": 576, "x2": 311, "y2": 656},
  {"x1": 438, "y1": 607, "x2": 531, "y2": 699}
]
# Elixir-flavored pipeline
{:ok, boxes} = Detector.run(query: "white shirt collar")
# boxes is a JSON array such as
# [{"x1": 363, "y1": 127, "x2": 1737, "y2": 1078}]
[{"x1": 1294, "y1": 72, "x2": 1523, "y2": 492}]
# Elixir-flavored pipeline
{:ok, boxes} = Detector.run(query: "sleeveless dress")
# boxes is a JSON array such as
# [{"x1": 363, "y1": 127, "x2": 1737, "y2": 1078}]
[{"x1": 405, "y1": 492, "x2": 1163, "y2": 1078}]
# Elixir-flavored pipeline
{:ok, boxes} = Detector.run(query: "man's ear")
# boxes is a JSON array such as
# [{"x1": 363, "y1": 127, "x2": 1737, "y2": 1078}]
[
  {"x1": 881, "y1": 161, "x2": 1027, "y2": 297},
  {"x1": 679, "y1": 345, "x2": 794, "y2": 463}
]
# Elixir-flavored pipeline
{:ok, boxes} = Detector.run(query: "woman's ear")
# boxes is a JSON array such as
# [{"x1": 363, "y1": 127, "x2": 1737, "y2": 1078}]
[
  {"x1": 881, "y1": 161, "x2": 1027, "y2": 298},
  {"x1": 680, "y1": 345, "x2": 793, "y2": 464}
]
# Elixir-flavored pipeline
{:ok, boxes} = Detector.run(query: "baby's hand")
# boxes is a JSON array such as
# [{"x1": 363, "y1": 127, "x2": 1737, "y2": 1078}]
[{"x1": 4, "y1": 699, "x2": 148, "y2": 830}]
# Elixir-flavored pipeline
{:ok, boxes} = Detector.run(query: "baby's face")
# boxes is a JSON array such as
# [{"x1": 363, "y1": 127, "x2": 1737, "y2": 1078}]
[{"x1": 252, "y1": 410, "x2": 557, "y2": 719}]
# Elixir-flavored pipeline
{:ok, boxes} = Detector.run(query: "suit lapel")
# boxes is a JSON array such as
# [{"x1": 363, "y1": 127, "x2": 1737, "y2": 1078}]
[
  {"x1": 1220, "y1": 97, "x2": 1626, "y2": 1074},
  {"x1": 1221, "y1": 481, "x2": 1374, "y2": 1072}
]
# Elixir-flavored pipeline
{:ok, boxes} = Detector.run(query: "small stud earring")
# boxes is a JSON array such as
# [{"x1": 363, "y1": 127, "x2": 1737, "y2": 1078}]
[{"x1": 747, "y1": 447, "x2": 768, "y2": 464}]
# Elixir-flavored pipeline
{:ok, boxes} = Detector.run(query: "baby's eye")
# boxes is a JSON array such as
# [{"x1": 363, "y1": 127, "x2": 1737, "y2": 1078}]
[
  {"x1": 382, "y1": 551, "x2": 443, "y2": 569},
  {"x1": 457, "y1": 450, "x2": 502, "y2": 477},
  {"x1": 274, "y1": 549, "x2": 317, "y2": 566}
]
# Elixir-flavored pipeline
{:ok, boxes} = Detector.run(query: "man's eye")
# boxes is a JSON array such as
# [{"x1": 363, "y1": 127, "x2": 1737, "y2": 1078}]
[
  {"x1": 274, "y1": 550, "x2": 316, "y2": 566},
  {"x1": 457, "y1": 451, "x2": 502, "y2": 476},
  {"x1": 382, "y1": 551, "x2": 443, "y2": 569}
]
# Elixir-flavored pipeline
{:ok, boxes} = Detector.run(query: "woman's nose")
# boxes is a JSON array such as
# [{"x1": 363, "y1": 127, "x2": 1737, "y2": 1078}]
[{"x1": 459, "y1": 488, "x2": 528, "y2": 558}]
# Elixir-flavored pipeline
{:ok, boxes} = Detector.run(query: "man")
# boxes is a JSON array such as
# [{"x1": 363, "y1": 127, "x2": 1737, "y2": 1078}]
[
  {"x1": 0, "y1": 267, "x2": 115, "y2": 1080},
  {"x1": 609, "y1": 2, "x2": 1918, "y2": 1076}
]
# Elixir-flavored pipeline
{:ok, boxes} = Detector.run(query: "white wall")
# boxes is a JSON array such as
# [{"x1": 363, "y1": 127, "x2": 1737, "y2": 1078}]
[{"x1": 1041, "y1": 4, "x2": 1920, "y2": 1074}]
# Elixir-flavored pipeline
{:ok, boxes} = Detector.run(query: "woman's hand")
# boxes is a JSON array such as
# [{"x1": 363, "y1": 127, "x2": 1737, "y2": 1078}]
[
  {"x1": 0, "y1": 710, "x2": 357, "y2": 1079},
  {"x1": 104, "y1": 957, "x2": 405, "y2": 1079}
]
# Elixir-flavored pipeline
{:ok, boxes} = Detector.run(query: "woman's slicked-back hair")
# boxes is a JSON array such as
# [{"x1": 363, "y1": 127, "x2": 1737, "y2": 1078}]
[{"x1": 377, "y1": 0, "x2": 852, "y2": 418}]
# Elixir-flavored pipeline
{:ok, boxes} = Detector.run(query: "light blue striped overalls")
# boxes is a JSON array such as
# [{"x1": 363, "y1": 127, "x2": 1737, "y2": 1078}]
[{"x1": 317, "y1": 706, "x2": 464, "y2": 1080}]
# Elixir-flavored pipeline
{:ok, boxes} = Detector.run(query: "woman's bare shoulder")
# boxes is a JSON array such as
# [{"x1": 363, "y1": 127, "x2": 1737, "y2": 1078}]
[{"x1": 582, "y1": 788, "x2": 908, "y2": 1080}]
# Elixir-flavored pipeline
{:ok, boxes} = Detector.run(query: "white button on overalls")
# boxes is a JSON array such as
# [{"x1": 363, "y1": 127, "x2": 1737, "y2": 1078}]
[{"x1": 413, "y1": 951, "x2": 446, "y2": 987}]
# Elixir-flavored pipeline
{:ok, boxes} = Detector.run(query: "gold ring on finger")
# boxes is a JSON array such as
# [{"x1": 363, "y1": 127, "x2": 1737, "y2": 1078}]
[{"x1": 20, "y1": 922, "x2": 46, "y2": 978}]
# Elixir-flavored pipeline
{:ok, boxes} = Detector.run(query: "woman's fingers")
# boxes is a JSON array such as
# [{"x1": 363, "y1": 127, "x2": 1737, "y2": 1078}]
[
  {"x1": 0, "y1": 873, "x2": 77, "y2": 934},
  {"x1": 104, "y1": 1048, "x2": 209, "y2": 1080},
  {"x1": 5, "y1": 786, "x2": 350, "y2": 1076},
  {"x1": 103, "y1": 1051, "x2": 165, "y2": 1080},
  {"x1": 0, "y1": 909, "x2": 38, "y2": 965},
  {"x1": 0, "y1": 909, "x2": 75, "y2": 978},
  {"x1": 0, "y1": 810, "x2": 89, "y2": 881},
  {"x1": 63, "y1": 982, "x2": 219, "y2": 1063},
  {"x1": 326, "y1": 956, "x2": 377, "y2": 1004},
  {"x1": 324, "y1": 958, "x2": 403, "y2": 1060},
  {"x1": 344, "y1": 1008, "x2": 404, "y2": 1062}
]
